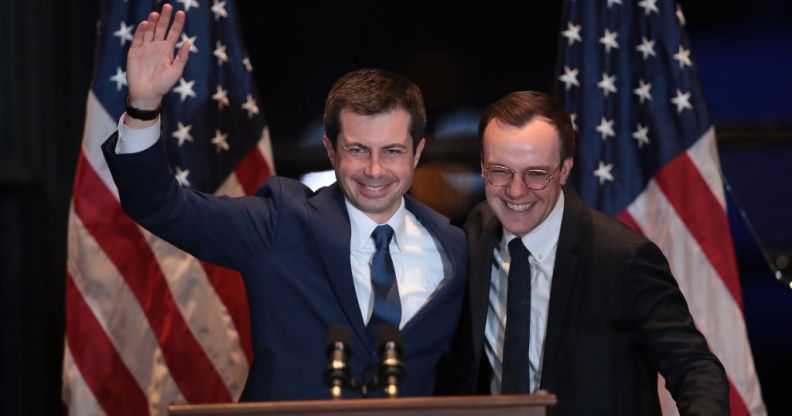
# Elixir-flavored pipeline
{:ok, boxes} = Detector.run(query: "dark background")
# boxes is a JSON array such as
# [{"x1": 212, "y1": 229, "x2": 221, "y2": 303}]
[{"x1": 1, "y1": 0, "x2": 790, "y2": 414}]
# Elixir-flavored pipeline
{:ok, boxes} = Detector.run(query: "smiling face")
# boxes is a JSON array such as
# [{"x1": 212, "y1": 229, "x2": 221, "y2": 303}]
[
  {"x1": 324, "y1": 108, "x2": 425, "y2": 224},
  {"x1": 482, "y1": 116, "x2": 573, "y2": 237}
]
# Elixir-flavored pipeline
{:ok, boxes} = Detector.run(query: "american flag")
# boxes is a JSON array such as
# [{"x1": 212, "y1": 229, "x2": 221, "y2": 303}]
[
  {"x1": 556, "y1": 0, "x2": 765, "y2": 414},
  {"x1": 62, "y1": 1, "x2": 274, "y2": 414}
]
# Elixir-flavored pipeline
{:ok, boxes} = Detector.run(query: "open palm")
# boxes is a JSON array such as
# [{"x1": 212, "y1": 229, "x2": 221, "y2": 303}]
[{"x1": 127, "y1": 4, "x2": 191, "y2": 110}]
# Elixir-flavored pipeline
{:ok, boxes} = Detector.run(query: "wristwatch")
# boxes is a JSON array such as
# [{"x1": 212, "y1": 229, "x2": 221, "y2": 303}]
[{"x1": 125, "y1": 97, "x2": 161, "y2": 121}]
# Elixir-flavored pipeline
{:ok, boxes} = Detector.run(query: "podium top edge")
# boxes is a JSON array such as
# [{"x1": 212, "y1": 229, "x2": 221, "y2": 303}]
[{"x1": 169, "y1": 394, "x2": 557, "y2": 415}]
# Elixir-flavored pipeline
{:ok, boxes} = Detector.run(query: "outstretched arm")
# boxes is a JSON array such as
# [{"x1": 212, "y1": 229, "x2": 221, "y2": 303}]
[
  {"x1": 125, "y1": 3, "x2": 191, "y2": 129},
  {"x1": 104, "y1": 4, "x2": 280, "y2": 272}
]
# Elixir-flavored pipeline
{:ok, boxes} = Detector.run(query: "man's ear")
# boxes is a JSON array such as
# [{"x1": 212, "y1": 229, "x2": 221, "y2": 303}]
[
  {"x1": 558, "y1": 157, "x2": 574, "y2": 185},
  {"x1": 412, "y1": 138, "x2": 426, "y2": 168},
  {"x1": 322, "y1": 135, "x2": 336, "y2": 168}
]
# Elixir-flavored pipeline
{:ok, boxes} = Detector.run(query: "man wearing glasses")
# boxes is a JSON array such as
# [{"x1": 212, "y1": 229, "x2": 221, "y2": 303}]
[{"x1": 441, "y1": 91, "x2": 728, "y2": 415}]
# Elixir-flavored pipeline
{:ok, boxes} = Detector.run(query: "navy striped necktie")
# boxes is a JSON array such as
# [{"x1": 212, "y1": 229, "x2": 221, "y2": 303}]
[
  {"x1": 367, "y1": 225, "x2": 401, "y2": 341},
  {"x1": 501, "y1": 237, "x2": 532, "y2": 394}
]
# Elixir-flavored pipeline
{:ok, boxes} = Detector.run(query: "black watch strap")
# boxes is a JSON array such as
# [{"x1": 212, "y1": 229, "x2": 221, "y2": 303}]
[{"x1": 125, "y1": 97, "x2": 161, "y2": 121}]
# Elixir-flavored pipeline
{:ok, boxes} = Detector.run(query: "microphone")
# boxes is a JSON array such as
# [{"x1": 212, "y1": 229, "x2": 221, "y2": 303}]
[
  {"x1": 377, "y1": 324, "x2": 405, "y2": 398},
  {"x1": 324, "y1": 324, "x2": 353, "y2": 399}
]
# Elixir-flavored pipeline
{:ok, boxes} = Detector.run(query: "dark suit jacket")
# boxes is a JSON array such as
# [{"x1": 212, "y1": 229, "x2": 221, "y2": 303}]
[
  {"x1": 102, "y1": 135, "x2": 467, "y2": 401},
  {"x1": 440, "y1": 188, "x2": 728, "y2": 415}
]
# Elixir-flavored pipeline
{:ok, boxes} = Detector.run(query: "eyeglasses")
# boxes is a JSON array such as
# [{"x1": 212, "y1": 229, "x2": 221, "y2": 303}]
[{"x1": 482, "y1": 165, "x2": 558, "y2": 190}]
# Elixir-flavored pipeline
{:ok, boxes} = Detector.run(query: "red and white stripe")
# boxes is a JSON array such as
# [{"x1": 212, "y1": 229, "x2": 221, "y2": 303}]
[
  {"x1": 619, "y1": 128, "x2": 766, "y2": 416},
  {"x1": 63, "y1": 91, "x2": 273, "y2": 415}
]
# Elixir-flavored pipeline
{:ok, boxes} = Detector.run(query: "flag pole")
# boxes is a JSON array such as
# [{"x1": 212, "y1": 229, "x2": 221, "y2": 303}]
[{"x1": 724, "y1": 179, "x2": 792, "y2": 290}]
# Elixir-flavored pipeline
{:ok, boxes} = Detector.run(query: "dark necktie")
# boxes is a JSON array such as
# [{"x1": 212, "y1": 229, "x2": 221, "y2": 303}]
[
  {"x1": 367, "y1": 225, "x2": 401, "y2": 341},
  {"x1": 501, "y1": 237, "x2": 532, "y2": 394}
]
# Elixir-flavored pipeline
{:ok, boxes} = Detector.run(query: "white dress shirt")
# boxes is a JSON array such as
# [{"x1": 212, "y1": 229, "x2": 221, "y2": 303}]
[
  {"x1": 116, "y1": 116, "x2": 161, "y2": 153},
  {"x1": 346, "y1": 199, "x2": 450, "y2": 329},
  {"x1": 484, "y1": 192, "x2": 565, "y2": 393},
  {"x1": 115, "y1": 115, "x2": 450, "y2": 329}
]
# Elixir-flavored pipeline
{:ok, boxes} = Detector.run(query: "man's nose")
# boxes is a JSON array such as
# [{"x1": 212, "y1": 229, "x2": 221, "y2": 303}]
[
  {"x1": 504, "y1": 173, "x2": 528, "y2": 198},
  {"x1": 364, "y1": 153, "x2": 384, "y2": 177}
]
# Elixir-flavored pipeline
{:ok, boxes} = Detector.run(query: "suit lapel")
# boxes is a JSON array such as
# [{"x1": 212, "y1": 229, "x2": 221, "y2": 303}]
[
  {"x1": 539, "y1": 187, "x2": 582, "y2": 390},
  {"x1": 306, "y1": 184, "x2": 372, "y2": 352},
  {"x1": 469, "y1": 203, "x2": 501, "y2": 378}
]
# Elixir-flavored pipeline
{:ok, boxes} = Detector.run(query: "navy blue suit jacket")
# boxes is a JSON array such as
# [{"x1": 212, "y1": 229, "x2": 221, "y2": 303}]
[{"x1": 102, "y1": 135, "x2": 467, "y2": 401}]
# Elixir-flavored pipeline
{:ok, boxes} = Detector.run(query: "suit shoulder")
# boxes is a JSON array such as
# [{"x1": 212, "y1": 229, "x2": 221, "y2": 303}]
[
  {"x1": 466, "y1": 200, "x2": 489, "y2": 222},
  {"x1": 464, "y1": 200, "x2": 495, "y2": 236},
  {"x1": 581, "y1": 206, "x2": 669, "y2": 269},
  {"x1": 256, "y1": 176, "x2": 314, "y2": 196},
  {"x1": 587, "y1": 206, "x2": 648, "y2": 247},
  {"x1": 405, "y1": 194, "x2": 465, "y2": 245},
  {"x1": 406, "y1": 194, "x2": 455, "y2": 226},
  {"x1": 254, "y1": 176, "x2": 314, "y2": 198}
]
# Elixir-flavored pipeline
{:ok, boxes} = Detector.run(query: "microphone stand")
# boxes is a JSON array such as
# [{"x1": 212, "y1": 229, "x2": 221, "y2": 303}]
[{"x1": 725, "y1": 179, "x2": 791, "y2": 289}]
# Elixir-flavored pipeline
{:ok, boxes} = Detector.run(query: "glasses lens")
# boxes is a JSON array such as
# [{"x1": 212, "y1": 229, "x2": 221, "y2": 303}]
[
  {"x1": 487, "y1": 168, "x2": 513, "y2": 186},
  {"x1": 524, "y1": 169, "x2": 550, "y2": 189}
]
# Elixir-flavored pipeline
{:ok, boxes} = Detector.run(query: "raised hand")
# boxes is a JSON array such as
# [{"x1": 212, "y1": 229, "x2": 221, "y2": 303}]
[{"x1": 126, "y1": 4, "x2": 191, "y2": 112}]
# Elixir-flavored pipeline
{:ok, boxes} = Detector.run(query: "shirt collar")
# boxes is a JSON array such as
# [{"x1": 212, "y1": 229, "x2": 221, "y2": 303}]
[
  {"x1": 501, "y1": 191, "x2": 565, "y2": 260},
  {"x1": 346, "y1": 198, "x2": 407, "y2": 251}
]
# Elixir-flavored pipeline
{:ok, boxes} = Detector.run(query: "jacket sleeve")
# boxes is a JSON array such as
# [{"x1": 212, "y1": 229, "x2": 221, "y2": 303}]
[
  {"x1": 101, "y1": 132, "x2": 280, "y2": 271},
  {"x1": 625, "y1": 240, "x2": 730, "y2": 416}
]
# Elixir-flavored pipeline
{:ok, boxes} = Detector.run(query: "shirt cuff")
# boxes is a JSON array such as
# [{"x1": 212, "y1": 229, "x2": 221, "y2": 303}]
[{"x1": 115, "y1": 114, "x2": 161, "y2": 154}]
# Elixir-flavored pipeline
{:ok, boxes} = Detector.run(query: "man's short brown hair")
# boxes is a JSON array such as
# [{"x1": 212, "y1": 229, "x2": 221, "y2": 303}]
[
  {"x1": 479, "y1": 90, "x2": 575, "y2": 161},
  {"x1": 324, "y1": 68, "x2": 427, "y2": 152}
]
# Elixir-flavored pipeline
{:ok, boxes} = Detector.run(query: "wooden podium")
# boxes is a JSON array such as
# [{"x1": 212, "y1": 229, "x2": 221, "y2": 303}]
[{"x1": 168, "y1": 394, "x2": 556, "y2": 416}]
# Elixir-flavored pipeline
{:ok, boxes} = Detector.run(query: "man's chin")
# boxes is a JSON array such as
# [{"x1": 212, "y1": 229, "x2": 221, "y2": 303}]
[
  {"x1": 498, "y1": 215, "x2": 537, "y2": 237},
  {"x1": 351, "y1": 198, "x2": 399, "y2": 220}
]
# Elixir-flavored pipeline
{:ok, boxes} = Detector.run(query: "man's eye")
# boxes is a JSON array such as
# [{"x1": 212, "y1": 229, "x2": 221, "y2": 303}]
[
  {"x1": 527, "y1": 170, "x2": 548, "y2": 178},
  {"x1": 347, "y1": 146, "x2": 366, "y2": 154},
  {"x1": 384, "y1": 148, "x2": 405, "y2": 156}
]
